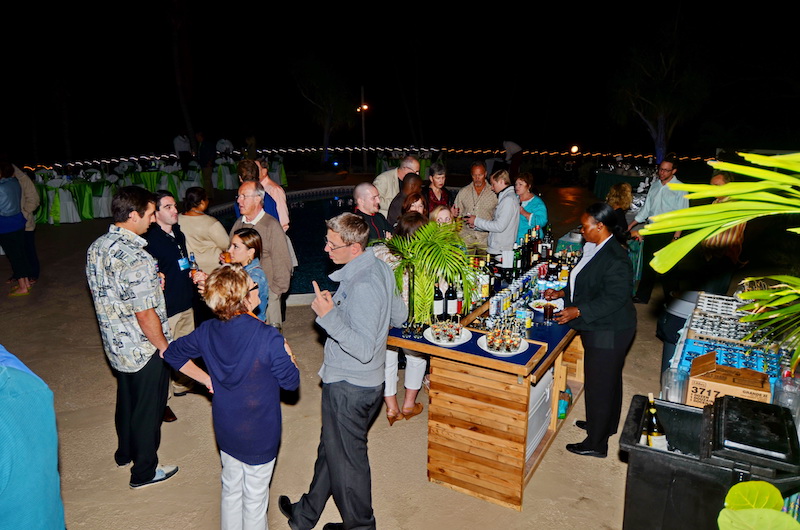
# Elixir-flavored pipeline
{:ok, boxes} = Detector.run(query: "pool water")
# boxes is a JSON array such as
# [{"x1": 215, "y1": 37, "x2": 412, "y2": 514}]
[{"x1": 214, "y1": 193, "x2": 355, "y2": 294}]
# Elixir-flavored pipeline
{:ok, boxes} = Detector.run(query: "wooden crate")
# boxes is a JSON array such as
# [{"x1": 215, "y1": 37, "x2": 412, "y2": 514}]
[{"x1": 427, "y1": 357, "x2": 529, "y2": 510}]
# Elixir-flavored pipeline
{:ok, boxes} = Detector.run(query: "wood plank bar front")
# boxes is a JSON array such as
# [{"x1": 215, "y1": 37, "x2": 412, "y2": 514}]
[{"x1": 388, "y1": 314, "x2": 584, "y2": 511}]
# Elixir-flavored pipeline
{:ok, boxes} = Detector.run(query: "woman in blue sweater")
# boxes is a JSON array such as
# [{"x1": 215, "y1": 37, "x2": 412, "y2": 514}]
[{"x1": 164, "y1": 263, "x2": 299, "y2": 529}]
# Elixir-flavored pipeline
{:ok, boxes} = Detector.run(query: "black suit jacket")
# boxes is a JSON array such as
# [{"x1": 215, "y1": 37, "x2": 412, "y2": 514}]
[{"x1": 563, "y1": 237, "x2": 637, "y2": 332}]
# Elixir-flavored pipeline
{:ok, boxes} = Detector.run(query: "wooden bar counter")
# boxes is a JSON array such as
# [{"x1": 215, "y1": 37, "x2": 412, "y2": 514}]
[{"x1": 387, "y1": 303, "x2": 585, "y2": 511}]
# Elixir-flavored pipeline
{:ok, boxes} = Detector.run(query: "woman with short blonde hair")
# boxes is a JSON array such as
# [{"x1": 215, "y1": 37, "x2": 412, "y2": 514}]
[{"x1": 164, "y1": 263, "x2": 299, "y2": 529}]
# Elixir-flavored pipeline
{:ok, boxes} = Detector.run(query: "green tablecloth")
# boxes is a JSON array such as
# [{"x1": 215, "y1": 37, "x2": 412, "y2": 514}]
[
  {"x1": 35, "y1": 183, "x2": 49, "y2": 224},
  {"x1": 133, "y1": 171, "x2": 161, "y2": 192},
  {"x1": 593, "y1": 171, "x2": 645, "y2": 201},
  {"x1": 555, "y1": 234, "x2": 642, "y2": 293},
  {"x1": 65, "y1": 181, "x2": 94, "y2": 220}
]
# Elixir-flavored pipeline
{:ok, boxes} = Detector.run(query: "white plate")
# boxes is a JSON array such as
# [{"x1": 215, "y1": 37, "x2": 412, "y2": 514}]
[
  {"x1": 477, "y1": 335, "x2": 529, "y2": 357},
  {"x1": 529, "y1": 298, "x2": 565, "y2": 313},
  {"x1": 423, "y1": 327, "x2": 472, "y2": 348}
]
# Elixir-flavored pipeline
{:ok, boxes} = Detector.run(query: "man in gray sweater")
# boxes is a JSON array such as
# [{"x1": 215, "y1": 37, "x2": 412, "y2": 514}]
[{"x1": 279, "y1": 213, "x2": 407, "y2": 530}]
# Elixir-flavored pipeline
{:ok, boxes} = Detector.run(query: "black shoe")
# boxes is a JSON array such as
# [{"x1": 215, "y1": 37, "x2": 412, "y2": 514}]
[
  {"x1": 322, "y1": 524, "x2": 344, "y2": 530},
  {"x1": 278, "y1": 495, "x2": 299, "y2": 529},
  {"x1": 566, "y1": 443, "x2": 607, "y2": 458},
  {"x1": 575, "y1": 420, "x2": 587, "y2": 431},
  {"x1": 163, "y1": 406, "x2": 177, "y2": 423},
  {"x1": 129, "y1": 465, "x2": 179, "y2": 489},
  {"x1": 632, "y1": 295, "x2": 649, "y2": 304}
]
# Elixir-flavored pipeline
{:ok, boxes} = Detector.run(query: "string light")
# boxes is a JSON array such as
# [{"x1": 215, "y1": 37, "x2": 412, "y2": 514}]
[{"x1": 23, "y1": 146, "x2": 713, "y2": 173}]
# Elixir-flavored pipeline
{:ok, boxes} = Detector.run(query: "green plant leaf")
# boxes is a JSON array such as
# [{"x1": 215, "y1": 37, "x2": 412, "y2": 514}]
[
  {"x1": 718, "y1": 509, "x2": 800, "y2": 530},
  {"x1": 724, "y1": 481, "x2": 785, "y2": 511},
  {"x1": 648, "y1": 226, "x2": 717, "y2": 272}
]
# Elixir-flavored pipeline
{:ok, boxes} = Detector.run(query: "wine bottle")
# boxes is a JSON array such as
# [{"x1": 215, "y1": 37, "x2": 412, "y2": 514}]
[
  {"x1": 641, "y1": 392, "x2": 668, "y2": 450},
  {"x1": 433, "y1": 285, "x2": 445, "y2": 321},
  {"x1": 445, "y1": 282, "x2": 457, "y2": 317}
]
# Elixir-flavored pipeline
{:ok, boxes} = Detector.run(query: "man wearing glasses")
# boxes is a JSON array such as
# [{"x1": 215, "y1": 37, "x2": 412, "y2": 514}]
[
  {"x1": 279, "y1": 212, "x2": 407, "y2": 530},
  {"x1": 373, "y1": 155, "x2": 420, "y2": 218},
  {"x1": 628, "y1": 154, "x2": 689, "y2": 304},
  {"x1": 230, "y1": 180, "x2": 292, "y2": 329}
]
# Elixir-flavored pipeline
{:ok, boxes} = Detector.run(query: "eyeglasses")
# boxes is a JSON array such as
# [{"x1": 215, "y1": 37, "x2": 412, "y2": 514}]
[
  {"x1": 324, "y1": 238, "x2": 352, "y2": 251},
  {"x1": 249, "y1": 284, "x2": 259, "y2": 292},
  {"x1": 235, "y1": 194, "x2": 259, "y2": 200},
  {"x1": 402, "y1": 166, "x2": 420, "y2": 174},
  {"x1": 657, "y1": 167, "x2": 675, "y2": 173}
]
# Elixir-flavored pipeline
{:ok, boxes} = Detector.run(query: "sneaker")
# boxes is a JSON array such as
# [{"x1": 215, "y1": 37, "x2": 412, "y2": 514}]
[{"x1": 129, "y1": 465, "x2": 179, "y2": 489}]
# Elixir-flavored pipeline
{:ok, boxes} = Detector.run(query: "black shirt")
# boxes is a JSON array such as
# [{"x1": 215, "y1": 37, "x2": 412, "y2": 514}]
[
  {"x1": 143, "y1": 224, "x2": 194, "y2": 317},
  {"x1": 354, "y1": 208, "x2": 393, "y2": 243}
]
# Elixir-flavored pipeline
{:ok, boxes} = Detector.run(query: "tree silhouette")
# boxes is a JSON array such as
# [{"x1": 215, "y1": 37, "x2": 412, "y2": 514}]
[
  {"x1": 291, "y1": 56, "x2": 355, "y2": 164},
  {"x1": 610, "y1": 20, "x2": 710, "y2": 162}
]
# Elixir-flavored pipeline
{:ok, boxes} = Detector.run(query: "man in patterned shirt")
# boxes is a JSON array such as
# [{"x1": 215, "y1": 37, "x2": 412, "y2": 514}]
[{"x1": 85, "y1": 186, "x2": 179, "y2": 489}]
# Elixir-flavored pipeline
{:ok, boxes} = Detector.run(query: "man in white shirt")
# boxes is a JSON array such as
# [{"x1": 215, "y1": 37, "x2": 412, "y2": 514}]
[{"x1": 628, "y1": 155, "x2": 689, "y2": 303}]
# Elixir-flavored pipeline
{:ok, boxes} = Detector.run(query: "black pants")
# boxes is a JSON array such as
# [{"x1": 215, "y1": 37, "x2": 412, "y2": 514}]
[
  {"x1": 0, "y1": 228, "x2": 32, "y2": 280},
  {"x1": 23, "y1": 230, "x2": 40, "y2": 280},
  {"x1": 114, "y1": 352, "x2": 170, "y2": 484},
  {"x1": 635, "y1": 232, "x2": 678, "y2": 302},
  {"x1": 292, "y1": 381, "x2": 384, "y2": 530},
  {"x1": 581, "y1": 326, "x2": 636, "y2": 452}
]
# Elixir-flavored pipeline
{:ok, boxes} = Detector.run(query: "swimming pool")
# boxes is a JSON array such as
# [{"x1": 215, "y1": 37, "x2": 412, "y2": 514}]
[{"x1": 213, "y1": 186, "x2": 356, "y2": 295}]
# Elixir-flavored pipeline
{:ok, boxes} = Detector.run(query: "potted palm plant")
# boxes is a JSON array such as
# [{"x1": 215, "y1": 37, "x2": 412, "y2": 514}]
[
  {"x1": 640, "y1": 151, "x2": 800, "y2": 372},
  {"x1": 380, "y1": 220, "x2": 477, "y2": 325}
]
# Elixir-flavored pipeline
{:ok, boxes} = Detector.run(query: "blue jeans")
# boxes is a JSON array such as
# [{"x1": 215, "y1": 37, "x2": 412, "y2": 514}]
[{"x1": 292, "y1": 381, "x2": 383, "y2": 530}]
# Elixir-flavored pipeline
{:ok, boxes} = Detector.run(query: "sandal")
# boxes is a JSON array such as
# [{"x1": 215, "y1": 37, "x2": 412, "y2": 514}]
[
  {"x1": 402, "y1": 402, "x2": 424, "y2": 421},
  {"x1": 387, "y1": 409, "x2": 405, "y2": 426}
]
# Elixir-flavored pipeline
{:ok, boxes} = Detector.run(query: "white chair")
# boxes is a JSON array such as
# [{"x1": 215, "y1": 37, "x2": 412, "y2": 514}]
[
  {"x1": 46, "y1": 178, "x2": 81, "y2": 224},
  {"x1": 92, "y1": 179, "x2": 114, "y2": 218},
  {"x1": 178, "y1": 172, "x2": 202, "y2": 200},
  {"x1": 214, "y1": 162, "x2": 238, "y2": 190},
  {"x1": 85, "y1": 169, "x2": 103, "y2": 182},
  {"x1": 34, "y1": 169, "x2": 57, "y2": 183}
]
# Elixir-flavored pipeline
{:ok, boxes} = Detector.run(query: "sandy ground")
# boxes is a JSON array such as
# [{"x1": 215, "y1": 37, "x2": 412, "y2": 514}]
[{"x1": 0, "y1": 181, "x2": 670, "y2": 530}]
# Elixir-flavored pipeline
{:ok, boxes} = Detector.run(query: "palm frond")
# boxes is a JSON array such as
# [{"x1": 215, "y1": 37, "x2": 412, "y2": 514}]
[{"x1": 380, "y1": 221, "x2": 476, "y2": 324}]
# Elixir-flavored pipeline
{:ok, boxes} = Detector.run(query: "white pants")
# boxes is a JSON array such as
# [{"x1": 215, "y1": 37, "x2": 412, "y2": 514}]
[
  {"x1": 220, "y1": 451, "x2": 276, "y2": 530},
  {"x1": 384, "y1": 348, "x2": 427, "y2": 397}
]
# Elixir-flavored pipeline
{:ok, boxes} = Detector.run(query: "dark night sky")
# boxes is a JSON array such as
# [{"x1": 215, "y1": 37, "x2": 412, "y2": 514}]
[{"x1": 4, "y1": 5, "x2": 799, "y2": 166}]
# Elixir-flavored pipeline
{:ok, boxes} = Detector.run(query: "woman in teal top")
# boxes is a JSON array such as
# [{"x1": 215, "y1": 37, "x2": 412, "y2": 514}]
[{"x1": 515, "y1": 172, "x2": 548, "y2": 242}]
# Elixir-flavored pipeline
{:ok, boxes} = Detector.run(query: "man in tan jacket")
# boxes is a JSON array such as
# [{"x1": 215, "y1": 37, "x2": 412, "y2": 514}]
[{"x1": 12, "y1": 163, "x2": 40, "y2": 282}]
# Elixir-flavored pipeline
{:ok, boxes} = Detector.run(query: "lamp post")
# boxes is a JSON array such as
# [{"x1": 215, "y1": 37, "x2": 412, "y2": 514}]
[{"x1": 357, "y1": 86, "x2": 368, "y2": 172}]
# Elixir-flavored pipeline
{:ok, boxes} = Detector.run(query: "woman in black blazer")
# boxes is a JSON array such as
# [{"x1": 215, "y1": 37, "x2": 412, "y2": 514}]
[{"x1": 544, "y1": 202, "x2": 637, "y2": 458}]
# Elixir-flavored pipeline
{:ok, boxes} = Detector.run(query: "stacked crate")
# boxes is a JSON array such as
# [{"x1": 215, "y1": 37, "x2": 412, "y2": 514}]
[{"x1": 674, "y1": 293, "x2": 784, "y2": 384}]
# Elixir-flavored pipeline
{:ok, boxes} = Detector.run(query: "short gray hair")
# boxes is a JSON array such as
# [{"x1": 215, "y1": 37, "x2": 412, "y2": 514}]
[{"x1": 326, "y1": 212, "x2": 369, "y2": 250}]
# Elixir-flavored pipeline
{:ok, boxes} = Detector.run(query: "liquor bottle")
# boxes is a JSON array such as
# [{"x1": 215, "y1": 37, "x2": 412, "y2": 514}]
[
  {"x1": 558, "y1": 264, "x2": 570, "y2": 286},
  {"x1": 478, "y1": 259, "x2": 490, "y2": 300},
  {"x1": 640, "y1": 392, "x2": 668, "y2": 450},
  {"x1": 445, "y1": 282, "x2": 458, "y2": 318},
  {"x1": 455, "y1": 282, "x2": 464, "y2": 314},
  {"x1": 433, "y1": 285, "x2": 445, "y2": 321},
  {"x1": 513, "y1": 243, "x2": 522, "y2": 278},
  {"x1": 188, "y1": 252, "x2": 199, "y2": 279},
  {"x1": 521, "y1": 232, "x2": 531, "y2": 272}
]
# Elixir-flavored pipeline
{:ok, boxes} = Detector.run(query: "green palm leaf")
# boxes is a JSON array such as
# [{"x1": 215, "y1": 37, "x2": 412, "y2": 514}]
[
  {"x1": 380, "y1": 221, "x2": 476, "y2": 324},
  {"x1": 645, "y1": 152, "x2": 800, "y2": 373}
]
